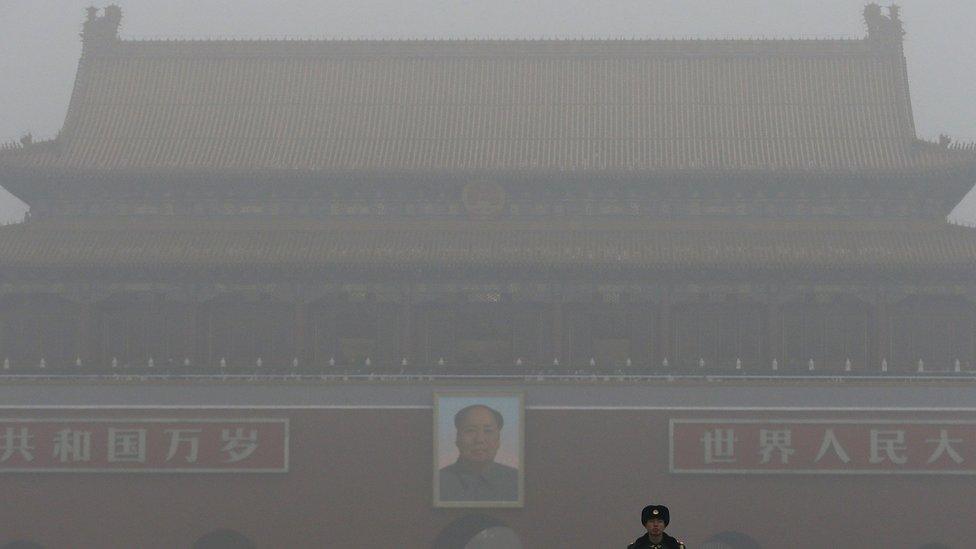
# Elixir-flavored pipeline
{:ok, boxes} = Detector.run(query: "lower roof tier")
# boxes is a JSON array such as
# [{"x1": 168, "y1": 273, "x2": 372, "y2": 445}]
[{"x1": 0, "y1": 217, "x2": 975, "y2": 279}]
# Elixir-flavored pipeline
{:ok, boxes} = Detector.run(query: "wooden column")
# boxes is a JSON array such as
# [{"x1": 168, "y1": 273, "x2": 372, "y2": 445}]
[
  {"x1": 294, "y1": 301, "x2": 307, "y2": 364},
  {"x1": 629, "y1": 303, "x2": 651, "y2": 367},
  {"x1": 874, "y1": 298, "x2": 890, "y2": 370},
  {"x1": 534, "y1": 304, "x2": 551, "y2": 367},
  {"x1": 398, "y1": 300, "x2": 413, "y2": 365},
  {"x1": 535, "y1": 306, "x2": 546, "y2": 367},
  {"x1": 658, "y1": 290, "x2": 672, "y2": 366},
  {"x1": 180, "y1": 301, "x2": 197, "y2": 367},
  {"x1": 77, "y1": 301, "x2": 96, "y2": 367},
  {"x1": 0, "y1": 306, "x2": 6, "y2": 362},
  {"x1": 326, "y1": 307, "x2": 339, "y2": 364},
  {"x1": 551, "y1": 301, "x2": 564, "y2": 365},
  {"x1": 415, "y1": 305, "x2": 429, "y2": 365},
  {"x1": 766, "y1": 300, "x2": 781, "y2": 370},
  {"x1": 970, "y1": 307, "x2": 976, "y2": 370},
  {"x1": 376, "y1": 302, "x2": 398, "y2": 368},
  {"x1": 200, "y1": 301, "x2": 213, "y2": 367}
]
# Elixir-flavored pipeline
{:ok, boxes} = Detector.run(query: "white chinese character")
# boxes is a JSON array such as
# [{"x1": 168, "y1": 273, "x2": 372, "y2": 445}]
[
  {"x1": 0, "y1": 427, "x2": 34, "y2": 462},
  {"x1": 759, "y1": 429, "x2": 795, "y2": 464},
  {"x1": 869, "y1": 429, "x2": 908, "y2": 465},
  {"x1": 925, "y1": 429, "x2": 964, "y2": 464},
  {"x1": 814, "y1": 429, "x2": 851, "y2": 464},
  {"x1": 220, "y1": 428, "x2": 259, "y2": 463},
  {"x1": 52, "y1": 429, "x2": 91, "y2": 463},
  {"x1": 701, "y1": 428, "x2": 736, "y2": 464},
  {"x1": 107, "y1": 428, "x2": 147, "y2": 463},
  {"x1": 164, "y1": 429, "x2": 202, "y2": 463}
]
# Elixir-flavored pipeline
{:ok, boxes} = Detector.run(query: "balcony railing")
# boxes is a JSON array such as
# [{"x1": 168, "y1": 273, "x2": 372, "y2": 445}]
[{"x1": 1, "y1": 355, "x2": 974, "y2": 380}]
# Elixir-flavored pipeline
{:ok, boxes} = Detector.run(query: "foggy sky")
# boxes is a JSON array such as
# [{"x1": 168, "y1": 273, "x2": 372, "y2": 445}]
[{"x1": 1, "y1": 0, "x2": 974, "y2": 223}]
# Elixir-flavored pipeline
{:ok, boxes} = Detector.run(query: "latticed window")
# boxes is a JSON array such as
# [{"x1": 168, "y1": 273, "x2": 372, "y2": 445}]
[
  {"x1": 208, "y1": 297, "x2": 294, "y2": 367},
  {"x1": 309, "y1": 305, "x2": 336, "y2": 364},
  {"x1": 511, "y1": 307, "x2": 542, "y2": 366},
  {"x1": 424, "y1": 305, "x2": 455, "y2": 365},
  {"x1": 100, "y1": 307, "x2": 148, "y2": 366},
  {"x1": 674, "y1": 303, "x2": 762, "y2": 369},
  {"x1": 455, "y1": 305, "x2": 513, "y2": 367},
  {"x1": 417, "y1": 303, "x2": 537, "y2": 368},
  {"x1": 336, "y1": 308, "x2": 379, "y2": 366},
  {"x1": 310, "y1": 303, "x2": 395, "y2": 367},
  {"x1": 569, "y1": 305, "x2": 652, "y2": 368},
  {"x1": 781, "y1": 299, "x2": 869, "y2": 371},
  {"x1": 97, "y1": 295, "x2": 193, "y2": 367},
  {"x1": 0, "y1": 294, "x2": 79, "y2": 367},
  {"x1": 890, "y1": 296, "x2": 974, "y2": 372}
]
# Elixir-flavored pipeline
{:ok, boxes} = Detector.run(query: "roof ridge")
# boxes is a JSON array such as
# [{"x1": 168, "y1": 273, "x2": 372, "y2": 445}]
[
  {"x1": 3, "y1": 6, "x2": 931, "y2": 178},
  {"x1": 13, "y1": 216, "x2": 955, "y2": 230},
  {"x1": 118, "y1": 35, "x2": 864, "y2": 44}
]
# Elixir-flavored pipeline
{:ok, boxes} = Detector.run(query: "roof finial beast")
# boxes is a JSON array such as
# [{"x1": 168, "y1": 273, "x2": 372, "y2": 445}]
[{"x1": 864, "y1": 3, "x2": 905, "y2": 45}]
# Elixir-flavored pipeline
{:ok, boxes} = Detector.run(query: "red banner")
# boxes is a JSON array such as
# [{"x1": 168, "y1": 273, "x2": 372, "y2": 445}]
[
  {"x1": 0, "y1": 418, "x2": 288, "y2": 473},
  {"x1": 671, "y1": 419, "x2": 976, "y2": 474}
]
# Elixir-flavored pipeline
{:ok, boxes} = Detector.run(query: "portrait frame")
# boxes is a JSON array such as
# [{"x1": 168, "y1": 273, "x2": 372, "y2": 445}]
[{"x1": 433, "y1": 392, "x2": 525, "y2": 508}]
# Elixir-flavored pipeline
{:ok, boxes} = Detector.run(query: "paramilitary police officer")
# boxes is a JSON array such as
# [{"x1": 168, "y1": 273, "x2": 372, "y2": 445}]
[{"x1": 627, "y1": 504, "x2": 685, "y2": 549}]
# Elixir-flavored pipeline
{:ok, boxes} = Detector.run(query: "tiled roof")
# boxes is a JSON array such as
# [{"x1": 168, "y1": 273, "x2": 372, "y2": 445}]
[
  {"x1": 2, "y1": 37, "x2": 974, "y2": 174},
  {"x1": 1, "y1": 217, "x2": 974, "y2": 276}
]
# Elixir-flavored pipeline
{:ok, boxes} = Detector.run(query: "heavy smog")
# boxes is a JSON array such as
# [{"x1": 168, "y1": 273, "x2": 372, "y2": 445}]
[{"x1": 0, "y1": 1, "x2": 974, "y2": 547}]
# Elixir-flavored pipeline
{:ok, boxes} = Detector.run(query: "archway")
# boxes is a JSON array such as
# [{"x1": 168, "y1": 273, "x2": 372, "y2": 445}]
[
  {"x1": 1, "y1": 542, "x2": 45, "y2": 549},
  {"x1": 191, "y1": 529, "x2": 255, "y2": 549},
  {"x1": 701, "y1": 530, "x2": 762, "y2": 549},
  {"x1": 433, "y1": 514, "x2": 523, "y2": 549}
]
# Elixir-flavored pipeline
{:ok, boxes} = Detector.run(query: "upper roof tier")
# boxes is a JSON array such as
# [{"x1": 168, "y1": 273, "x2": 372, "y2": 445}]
[{"x1": 2, "y1": 5, "x2": 975, "y2": 176}]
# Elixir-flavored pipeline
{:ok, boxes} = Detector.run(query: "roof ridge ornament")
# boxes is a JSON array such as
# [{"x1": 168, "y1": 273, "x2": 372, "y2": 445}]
[
  {"x1": 81, "y1": 5, "x2": 122, "y2": 52},
  {"x1": 863, "y1": 3, "x2": 905, "y2": 46}
]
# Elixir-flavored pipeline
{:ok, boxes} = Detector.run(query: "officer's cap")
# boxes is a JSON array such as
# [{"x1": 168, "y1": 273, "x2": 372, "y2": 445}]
[{"x1": 641, "y1": 504, "x2": 670, "y2": 527}]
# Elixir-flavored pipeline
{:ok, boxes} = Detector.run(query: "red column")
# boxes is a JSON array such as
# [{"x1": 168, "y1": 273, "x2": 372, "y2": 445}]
[
  {"x1": 875, "y1": 299, "x2": 890, "y2": 370},
  {"x1": 552, "y1": 302, "x2": 564, "y2": 365},
  {"x1": 399, "y1": 300, "x2": 413, "y2": 366},
  {"x1": 77, "y1": 300, "x2": 96, "y2": 367},
  {"x1": 294, "y1": 301, "x2": 307, "y2": 364},
  {"x1": 202, "y1": 301, "x2": 214, "y2": 367},
  {"x1": 766, "y1": 301, "x2": 781, "y2": 370},
  {"x1": 658, "y1": 291, "x2": 672, "y2": 366}
]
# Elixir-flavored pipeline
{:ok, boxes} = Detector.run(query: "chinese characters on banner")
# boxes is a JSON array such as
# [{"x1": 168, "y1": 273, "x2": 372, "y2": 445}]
[
  {"x1": 0, "y1": 419, "x2": 288, "y2": 472},
  {"x1": 671, "y1": 419, "x2": 976, "y2": 474}
]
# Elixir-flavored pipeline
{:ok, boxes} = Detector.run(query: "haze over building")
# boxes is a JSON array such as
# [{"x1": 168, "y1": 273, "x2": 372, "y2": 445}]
[{"x1": 0, "y1": 4, "x2": 974, "y2": 548}]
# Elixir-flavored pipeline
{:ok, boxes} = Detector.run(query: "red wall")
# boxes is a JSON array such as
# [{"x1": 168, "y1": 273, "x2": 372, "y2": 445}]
[{"x1": 1, "y1": 408, "x2": 972, "y2": 548}]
